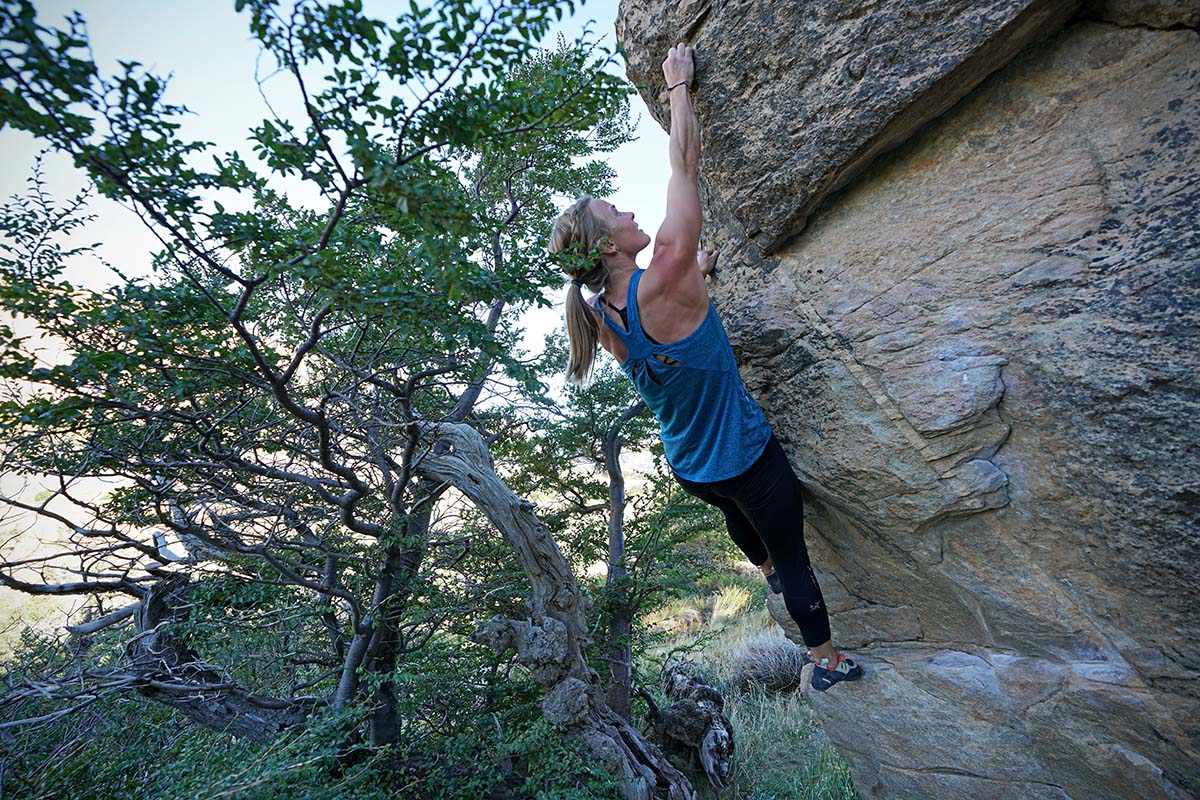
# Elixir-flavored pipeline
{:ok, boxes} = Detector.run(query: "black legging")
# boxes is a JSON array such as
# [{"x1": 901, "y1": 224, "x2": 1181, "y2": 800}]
[{"x1": 673, "y1": 435, "x2": 832, "y2": 648}]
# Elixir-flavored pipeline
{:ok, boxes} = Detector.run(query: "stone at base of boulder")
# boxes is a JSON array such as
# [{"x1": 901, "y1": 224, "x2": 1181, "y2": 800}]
[{"x1": 802, "y1": 645, "x2": 1193, "y2": 800}]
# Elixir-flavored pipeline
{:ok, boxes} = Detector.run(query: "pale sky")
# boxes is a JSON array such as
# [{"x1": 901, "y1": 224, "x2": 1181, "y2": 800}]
[{"x1": 0, "y1": 0, "x2": 672, "y2": 299}]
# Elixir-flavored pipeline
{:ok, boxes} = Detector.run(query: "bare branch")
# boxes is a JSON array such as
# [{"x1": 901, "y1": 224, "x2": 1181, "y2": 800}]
[{"x1": 65, "y1": 602, "x2": 140, "y2": 635}]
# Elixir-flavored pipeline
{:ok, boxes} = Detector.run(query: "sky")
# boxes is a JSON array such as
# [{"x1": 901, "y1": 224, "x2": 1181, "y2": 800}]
[{"x1": 0, "y1": 0, "x2": 672, "y2": 297}]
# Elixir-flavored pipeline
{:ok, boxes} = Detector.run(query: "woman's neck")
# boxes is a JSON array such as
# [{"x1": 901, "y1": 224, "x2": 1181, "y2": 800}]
[{"x1": 601, "y1": 255, "x2": 639, "y2": 303}]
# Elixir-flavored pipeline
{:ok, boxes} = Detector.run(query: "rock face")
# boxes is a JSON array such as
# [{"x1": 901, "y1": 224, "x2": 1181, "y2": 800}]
[
  {"x1": 1083, "y1": 0, "x2": 1199, "y2": 28},
  {"x1": 617, "y1": 2, "x2": 1199, "y2": 798},
  {"x1": 616, "y1": 0, "x2": 1082, "y2": 253}
]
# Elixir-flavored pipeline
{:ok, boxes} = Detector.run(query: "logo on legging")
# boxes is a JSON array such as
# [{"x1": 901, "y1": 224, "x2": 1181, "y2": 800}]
[{"x1": 809, "y1": 601, "x2": 822, "y2": 612}]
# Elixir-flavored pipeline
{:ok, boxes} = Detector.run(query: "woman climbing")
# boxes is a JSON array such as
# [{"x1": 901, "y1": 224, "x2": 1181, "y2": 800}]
[{"x1": 548, "y1": 43, "x2": 863, "y2": 692}]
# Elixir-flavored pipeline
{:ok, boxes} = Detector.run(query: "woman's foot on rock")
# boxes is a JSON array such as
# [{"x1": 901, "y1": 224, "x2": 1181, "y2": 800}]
[{"x1": 810, "y1": 652, "x2": 864, "y2": 692}]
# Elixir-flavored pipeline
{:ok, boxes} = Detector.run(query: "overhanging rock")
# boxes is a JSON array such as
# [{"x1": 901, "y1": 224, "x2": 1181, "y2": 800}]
[
  {"x1": 616, "y1": 2, "x2": 1200, "y2": 798},
  {"x1": 617, "y1": 0, "x2": 1081, "y2": 254}
]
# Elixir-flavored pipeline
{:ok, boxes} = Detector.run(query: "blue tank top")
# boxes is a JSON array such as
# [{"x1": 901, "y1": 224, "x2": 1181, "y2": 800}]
[{"x1": 598, "y1": 269, "x2": 772, "y2": 482}]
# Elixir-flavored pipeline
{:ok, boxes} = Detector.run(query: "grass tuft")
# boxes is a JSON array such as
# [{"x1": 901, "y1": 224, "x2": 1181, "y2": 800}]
[
  {"x1": 712, "y1": 688, "x2": 856, "y2": 800},
  {"x1": 729, "y1": 633, "x2": 810, "y2": 695},
  {"x1": 710, "y1": 584, "x2": 752, "y2": 623}
]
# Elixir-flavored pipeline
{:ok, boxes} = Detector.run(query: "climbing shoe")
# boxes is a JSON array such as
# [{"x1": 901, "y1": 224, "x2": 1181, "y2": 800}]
[
  {"x1": 765, "y1": 571, "x2": 783, "y2": 594},
  {"x1": 810, "y1": 652, "x2": 864, "y2": 692}
]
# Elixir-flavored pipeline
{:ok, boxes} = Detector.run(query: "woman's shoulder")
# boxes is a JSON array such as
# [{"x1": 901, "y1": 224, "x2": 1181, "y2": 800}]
[
  {"x1": 636, "y1": 263, "x2": 710, "y2": 343},
  {"x1": 641, "y1": 251, "x2": 708, "y2": 304},
  {"x1": 592, "y1": 302, "x2": 629, "y2": 363}
]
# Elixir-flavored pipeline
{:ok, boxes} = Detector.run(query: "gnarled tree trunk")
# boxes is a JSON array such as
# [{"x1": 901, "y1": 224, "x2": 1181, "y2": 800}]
[
  {"x1": 602, "y1": 400, "x2": 645, "y2": 721},
  {"x1": 126, "y1": 574, "x2": 318, "y2": 742},
  {"x1": 417, "y1": 421, "x2": 695, "y2": 800}
]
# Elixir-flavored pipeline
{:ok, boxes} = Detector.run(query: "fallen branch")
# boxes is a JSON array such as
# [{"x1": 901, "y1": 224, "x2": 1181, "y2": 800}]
[{"x1": 66, "y1": 602, "x2": 140, "y2": 636}]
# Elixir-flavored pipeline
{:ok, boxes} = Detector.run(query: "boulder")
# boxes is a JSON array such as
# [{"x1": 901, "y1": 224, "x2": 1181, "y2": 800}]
[
  {"x1": 616, "y1": 0, "x2": 1082, "y2": 253},
  {"x1": 617, "y1": 3, "x2": 1199, "y2": 798}
]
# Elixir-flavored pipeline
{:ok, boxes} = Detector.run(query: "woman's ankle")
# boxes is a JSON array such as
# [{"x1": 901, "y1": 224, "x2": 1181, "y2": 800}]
[{"x1": 810, "y1": 642, "x2": 838, "y2": 664}]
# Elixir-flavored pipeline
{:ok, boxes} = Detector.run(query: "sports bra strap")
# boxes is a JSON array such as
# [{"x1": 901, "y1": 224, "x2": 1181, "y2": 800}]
[{"x1": 597, "y1": 271, "x2": 652, "y2": 361}]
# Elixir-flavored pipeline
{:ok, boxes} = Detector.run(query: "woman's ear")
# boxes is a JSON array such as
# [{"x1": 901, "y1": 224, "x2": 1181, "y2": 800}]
[{"x1": 598, "y1": 236, "x2": 619, "y2": 255}]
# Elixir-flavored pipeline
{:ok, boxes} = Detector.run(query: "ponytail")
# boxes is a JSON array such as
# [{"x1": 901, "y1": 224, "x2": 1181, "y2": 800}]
[
  {"x1": 548, "y1": 195, "x2": 611, "y2": 386},
  {"x1": 565, "y1": 281, "x2": 599, "y2": 385}
]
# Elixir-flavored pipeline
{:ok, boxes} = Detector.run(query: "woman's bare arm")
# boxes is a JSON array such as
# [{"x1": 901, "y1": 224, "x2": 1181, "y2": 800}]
[{"x1": 646, "y1": 44, "x2": 706, "y2": 303}]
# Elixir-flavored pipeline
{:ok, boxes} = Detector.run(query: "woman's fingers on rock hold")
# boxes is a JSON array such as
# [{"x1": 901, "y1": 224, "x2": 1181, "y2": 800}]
[{"x1": 662, "y1": 42, "x2": 695, "y2": 83}]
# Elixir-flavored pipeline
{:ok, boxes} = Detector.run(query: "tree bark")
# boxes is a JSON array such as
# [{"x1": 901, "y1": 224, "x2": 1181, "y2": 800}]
[
  {"x1": 602, "y1": 400, "x2": 645, "y2": 721},
  {"x1": 125, "y1": 574, "x2": 317, "y2": 742},
  {"x1": 417, "y1": 421, "x2": 694, "y2": 800},
  {"x1": 648, "y1": 661, "x2": 734, "y2": 790},
  {"x1": 366, "y1": 511, "x2": 428, "y2": 747}
]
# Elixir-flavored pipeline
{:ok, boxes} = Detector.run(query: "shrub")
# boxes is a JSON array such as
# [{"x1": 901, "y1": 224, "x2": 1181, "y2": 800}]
[{"x1": 729, "y1": 634, "x2": 810, "y2": 694}]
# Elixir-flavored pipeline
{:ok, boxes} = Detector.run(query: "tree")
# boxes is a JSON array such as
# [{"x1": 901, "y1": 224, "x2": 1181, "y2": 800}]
[
  {"x1": 494, "y1": 338, "x2": 729, "y2": 723},
  {"x1": 0, "y1": 1, "x2": 697, "y2": 796}
]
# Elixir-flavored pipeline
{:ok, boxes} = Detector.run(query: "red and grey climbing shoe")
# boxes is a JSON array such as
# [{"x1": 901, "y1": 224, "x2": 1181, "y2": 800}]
[{"x1": 811, "y1": 652, "x2": 864, "y2": 692}]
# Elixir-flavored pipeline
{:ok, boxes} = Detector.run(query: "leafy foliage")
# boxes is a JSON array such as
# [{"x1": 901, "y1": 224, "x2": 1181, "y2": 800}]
[
  {"x1": 0, "y1": 0, "x2": 768, "y2": 795},
  {"x1": 2, "y1": 0, "x2": 633, "y2": 756},
  {"x1": 1, "y1": 628, "x2": 622, "y2": 800}
]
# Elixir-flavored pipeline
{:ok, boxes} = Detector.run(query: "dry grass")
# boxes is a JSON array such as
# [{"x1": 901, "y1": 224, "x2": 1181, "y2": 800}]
[
  {"x1": 729, "y1": 633, "x2": 810, "y2": 695},
  {"x1": 644, "y1": 578, "x2": 763, "y2": 638},
  {"x1": 643, "y1": 597, "x2": 709, "y2": 636},
  {"x1": 710, "y1": 584, "x2": 753, "y2": 623},
  {"x1": 640, "y1": 581, "x2": 858, "y2": 800},
  {"x1": 706, "y1": 689, "x2": 856, "y2": 800}
]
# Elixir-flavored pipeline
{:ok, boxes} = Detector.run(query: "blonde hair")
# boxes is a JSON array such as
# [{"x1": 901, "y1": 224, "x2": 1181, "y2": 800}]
[{"x1": 548, "y1": 195, "x2": 610, "y2": 385}]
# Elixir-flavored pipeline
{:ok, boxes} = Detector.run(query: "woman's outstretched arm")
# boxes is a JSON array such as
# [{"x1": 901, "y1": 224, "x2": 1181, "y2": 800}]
[{"x1": 648, "y1": 44, "x2": 705, "y2": 298}]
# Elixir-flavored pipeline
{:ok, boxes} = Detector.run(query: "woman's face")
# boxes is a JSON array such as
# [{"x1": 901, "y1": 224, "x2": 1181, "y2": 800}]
[{"x1": 589, "y1": 198, "x2": 651, "y2": 257}]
